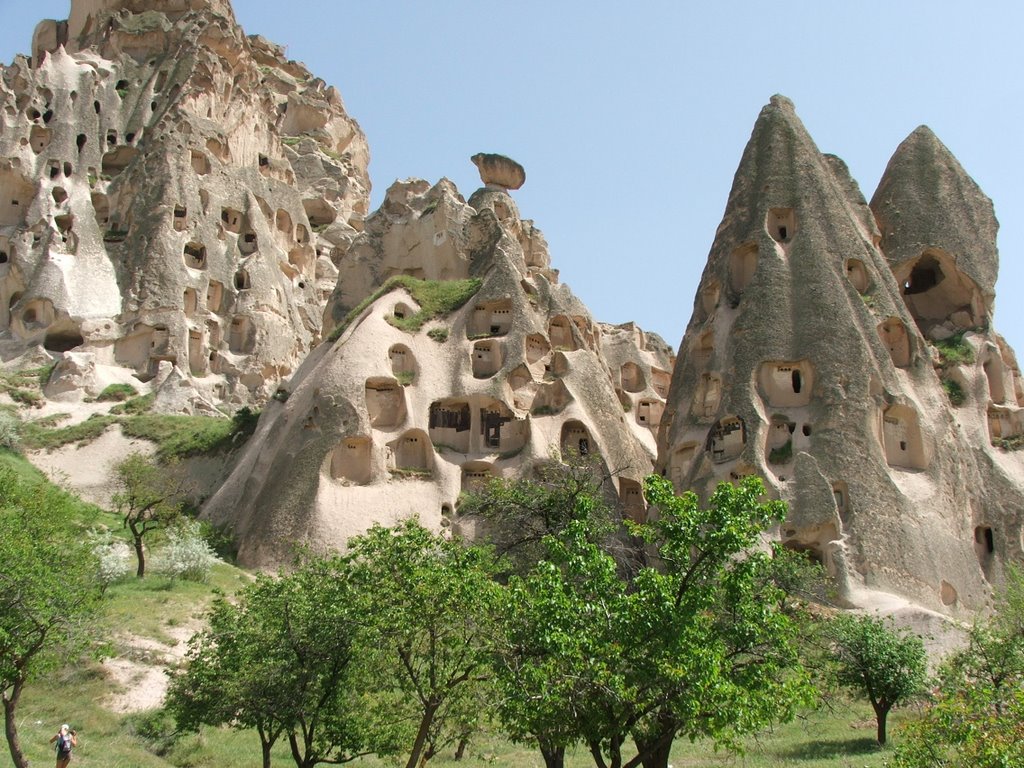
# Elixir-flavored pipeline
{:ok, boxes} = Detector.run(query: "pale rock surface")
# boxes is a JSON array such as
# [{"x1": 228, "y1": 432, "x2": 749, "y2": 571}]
[
  {"x1": 0, "y1": 0, "x2": 370, "y2": 410},
  {"x1": 206, "y1": 171, "x2": 671, "y2": 565},
  {"x1": 656, "y1": 95, "x2": 1024, "y2": 618}
]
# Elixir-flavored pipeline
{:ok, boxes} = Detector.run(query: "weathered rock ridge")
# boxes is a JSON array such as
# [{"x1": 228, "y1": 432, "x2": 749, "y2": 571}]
[
  {"x1": 1, "y1": 0, "x2": 369, "y2": 409},
  {"x1": 205, "y1": 174, "x2": 674, "y2": 564}
]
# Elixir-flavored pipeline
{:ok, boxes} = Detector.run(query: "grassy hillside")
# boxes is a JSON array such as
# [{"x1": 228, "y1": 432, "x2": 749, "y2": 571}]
[{"x1": 1, "y1": 449, "x2": 919, "y2": 768}]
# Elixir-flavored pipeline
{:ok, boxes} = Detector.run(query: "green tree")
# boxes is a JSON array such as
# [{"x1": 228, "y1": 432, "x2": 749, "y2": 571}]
[
  {"x1": 111, "y1": 452, "x2": 190, "y2": 577},
  {"x1": 888, "y1": 567, "x2": 1024, "y2": 767},
  {"x1": 168, "y1": 555, "x2": 396, "y2": 768},
  {"x1": 458, "y1": 452, "x2": 619, "y2": 574},
  {"x1": 0, "y1": 466, "x2": 104, "y2": 768},
  {"x1": 346, "y1": 520, "x2": 502, "y2": 768},
  {"x1": 491, "y1": 475, "x2": 813, "y2": 768},
  {"x1": 830, "y1": 614, "x2": 928, "y2": 745}
]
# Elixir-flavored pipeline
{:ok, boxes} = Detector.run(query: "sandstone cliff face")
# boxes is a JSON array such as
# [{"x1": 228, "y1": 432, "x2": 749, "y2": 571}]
[
  {"x1": 656, "y1": 96, "x2": 1024, "y2": 615},
  {"x1": 206, "y1": 173, "x2": 672, "y2": 564},
  {"x1": 0, "y1": 0, "x2": 369, "y2": 408}
]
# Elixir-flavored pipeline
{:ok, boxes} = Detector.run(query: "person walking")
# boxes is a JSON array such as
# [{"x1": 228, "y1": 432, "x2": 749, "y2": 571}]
[{"x1": 49, "y1": 723, "x2": 77, "y2": 767}]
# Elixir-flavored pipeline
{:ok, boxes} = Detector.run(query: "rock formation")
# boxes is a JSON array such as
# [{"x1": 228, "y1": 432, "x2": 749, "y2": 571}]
[
  {"x1": 205, "y1": 166, "x2": 673, "y2": 564},
  {"x1": 656, "y1": 96, "x2": 1024, "y2": 615},
  {"x1": 0, "y1": 0, "x2": 369, "y2": 409},
  {"x1": 2, "y1": 3, "x2": 1021, "y2": 617}
]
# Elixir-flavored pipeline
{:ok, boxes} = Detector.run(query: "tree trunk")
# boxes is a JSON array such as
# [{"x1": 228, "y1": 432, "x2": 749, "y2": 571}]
[
  {"x1": 637, "y1": 734, "x2": 673, "y2": 768},
  {"x1": 261, "y1": 738, "x2": 273, "y2": 768},
  {"x1": 3, "y1": 682, "x2": 28, "y2": 768},
  {"x1": 405, "y1": 702, "x2": 438, "y2": 768},
  {"x1": 873, "y1": 702, "x2": 891, "y2": 745},
  {"x1": 133, "y1": 532, "x2": 146, "y2": 578},
  {"x1": 634, "y1": 710, "x2": 676, "y2": 768},
  {"x1": 539, "y1": 742, "x2": 565, "y2": 768},
  {"x1": 454, "y1": 737, "x2": 468, "y2": 761}
]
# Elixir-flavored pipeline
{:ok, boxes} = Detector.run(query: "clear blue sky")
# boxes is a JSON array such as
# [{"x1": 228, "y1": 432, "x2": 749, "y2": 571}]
[{"x1": 2, "y1": 1, "x2": 1022, "y2": 357}]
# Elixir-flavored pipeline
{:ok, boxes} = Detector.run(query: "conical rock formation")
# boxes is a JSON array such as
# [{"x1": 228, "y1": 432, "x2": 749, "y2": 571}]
[{"x1": 657, "y1": 95, "x2": 1024, "y2": 615}]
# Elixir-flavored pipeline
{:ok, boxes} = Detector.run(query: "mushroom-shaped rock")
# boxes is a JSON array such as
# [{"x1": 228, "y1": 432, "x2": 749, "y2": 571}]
[{"x1": 471, "y1": 153, "x2": 525, "y2": 191}]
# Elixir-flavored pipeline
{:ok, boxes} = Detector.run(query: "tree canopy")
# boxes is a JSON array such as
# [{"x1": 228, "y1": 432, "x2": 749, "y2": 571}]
[
  {"x1": 829, "y1": 613, "x2": 927, "y2": 745},
  {"x1": 0, "y1": 465, "x2": 105, "y2": 768},
  {"x1": 491, "y1": 474, "x2": 813, "y2": 768},
  {"x1": 889, "y1": 567, "x2": 1024, "y2": 767}
]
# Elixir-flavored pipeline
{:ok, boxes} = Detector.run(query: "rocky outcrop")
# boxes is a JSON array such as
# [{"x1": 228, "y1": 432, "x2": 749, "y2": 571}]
[
  {"x1": 205, "y1": 168, "x2": 672, "y2": 564},
  {"x1": 4, "y1": 2, "x2": 1021, "y2": 619},
  {"x1": 0, "y1": 0, "x2": 369, "y2": 408},
  {"x1": 656, "y1": 96, "x2": 1024, "y2": 615},
  {"x1": 871, "y1": 126, "x2": 997, "y2": 341}
]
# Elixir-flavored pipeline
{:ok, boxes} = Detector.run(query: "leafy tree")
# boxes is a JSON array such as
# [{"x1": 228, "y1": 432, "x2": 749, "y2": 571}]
[
  {"x1": 458, "y1": 452, "x2": 620, "y2": 574},
  {"x1": 888, "y1": 567, "x2": 1024, "y2": 767},
  {"x1": 346, "y1": 520, "x2": 502, "y2": 768},
  {"x1": 111, "y1": 452, "x2": 190, "y2": 577},
  {"x1": 829, "y1": 613, "x2": 927, "y2": 745},
  {"x1": 167, "y1": 555, "x2": 397, "y2": 768},
  {"x1": 0, "y1": 466, "x2": 105, "y2": 768},
  {"x1": 491, "y1": 475, "x2": 813, "y2": 768}
]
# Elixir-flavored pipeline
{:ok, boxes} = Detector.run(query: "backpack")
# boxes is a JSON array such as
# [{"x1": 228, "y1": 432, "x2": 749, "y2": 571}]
[{"x1": 56, "y1": 733, "x2": 71, "y2": 757}]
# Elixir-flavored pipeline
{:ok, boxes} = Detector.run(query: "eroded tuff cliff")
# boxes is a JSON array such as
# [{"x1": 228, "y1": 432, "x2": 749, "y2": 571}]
[
  {"x1": 205, "y1": 163, "x2": 674, "y2": 564},
  {"x1": 1, "y1": 0, "x2": 369, "y2": 409},
  {"x1": 656, "y1": 95, "x2": 1024, "y2": 615},
  {"x1": 3, "y1": 4, "x2": 1021, "y2": 618}
]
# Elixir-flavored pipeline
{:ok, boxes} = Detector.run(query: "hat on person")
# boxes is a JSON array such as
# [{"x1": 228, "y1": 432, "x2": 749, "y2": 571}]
[{"x1": 60, "y1": 724, "x2": 69, "y2": 732}]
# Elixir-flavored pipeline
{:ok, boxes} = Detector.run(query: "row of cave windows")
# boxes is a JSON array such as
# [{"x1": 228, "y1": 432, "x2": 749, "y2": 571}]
[
  {"x1": 176, "y1": 201, "x2": 329, "y2": 241},
  {"x1": 692, "y1": 319, "x2": 915, "y2": 377},
  {"x1": 329, "y1": 432, "x2": 647, "y2": 522},
  {"x1": 451, "y1": 300, "x2": 601, "y2": 351},
  {"x1": 702, "y1": 251, "x2": 872, "y2": 319},
  {"x1": 669, "y1": 404, "x2": 932, "y2": 485},
  {"x1": 329, "y1": 419, "x2": 596, "y2": 482}
]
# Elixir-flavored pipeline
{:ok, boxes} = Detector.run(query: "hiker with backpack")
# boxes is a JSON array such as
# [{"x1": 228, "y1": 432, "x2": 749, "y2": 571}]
[{"x1": 49, "y1": 723, "x2": 77, "y2": 767}]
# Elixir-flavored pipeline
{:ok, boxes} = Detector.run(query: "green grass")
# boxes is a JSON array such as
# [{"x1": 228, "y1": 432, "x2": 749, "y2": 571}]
[
  {"x1": 120, "y1": 408, "x2": 258, "y2": 461},
  {"x1": 395, "y1": 370, "x2": 416, "y2": 386},
  {"x1": 769, "y1": 439, "x2": 794, "y2": 465},
  {"x1": 97, "y1": 383, "x2": 138, "y2": 402},
  {"x1": 934, "y1": 332, "x2": 974, "y2": 366},
  {"x1": 3, "y1": 454, "x2": 922, "y2": 768},
  {"x1": 995, "y1": 434, "x2": 1024, "y2": 451},
  {"x1": 0, "y1": 365, "x2": 53, "y2": 407},
  {"x1": 942, "y1": 378, "x2": 966, "y2": 406},
  {"x1": 21, "y1": 413, "x2": 119, "y2": 449},
  {"x1": 19, "y1": 407, "x2": 258, "y2": 461},
  {"x1": 428, "y1": 327, "x2": 450, "y2": 343},
  {"x1": 328, "y1": 276, "x2": 482, "y2": 342},
  {"x1": 110, "y1": 393, "x2": 156, "y2": 415}
]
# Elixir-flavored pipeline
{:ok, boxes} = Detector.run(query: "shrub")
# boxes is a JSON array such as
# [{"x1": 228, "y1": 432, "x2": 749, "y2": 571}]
[
  {"x1": 942, "y1": 378, "x2": 966, "y2": 406},
  {"x1": 427, "y1": 327, "x2": 449, "y2": 343},
  {"x1": 935, "y1": 333, "x2": 975, "y2": 366},
  {"x1": 97, "y1": 383, "x2": 138, "y2": 402},
  {"x1": 328, "y1": 276, "x2": 481, "y2": 341},
  {"x1": 0, "y1": 410, "x2": 20, "y2": 451},
  {"x1": 768, "y1": 439, "x2": 793, "y2": 465},
  {"x1": 196, "y1": 520, "x2": 237, "y2": 563},
  {"x1": 89, "y1": 532, "x2": 132, "y2": 586},
  {"x1": 157, "y1": 521, "x2": 217, "y2": 582},
  {"x1": 110, "y1": 393, "x2": 155, "y2": 415}
]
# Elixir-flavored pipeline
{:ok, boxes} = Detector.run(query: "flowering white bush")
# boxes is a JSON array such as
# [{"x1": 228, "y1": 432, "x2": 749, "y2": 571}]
[
  {"x1": 0, "y1": 410, "x2": 20, "y2": 451},
  {"x1": 158, "y1": 520, "x2": 218, "y2": 582},
  {"x1": 89, "y1": 532, "x2": 132, "y2": 585}
]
